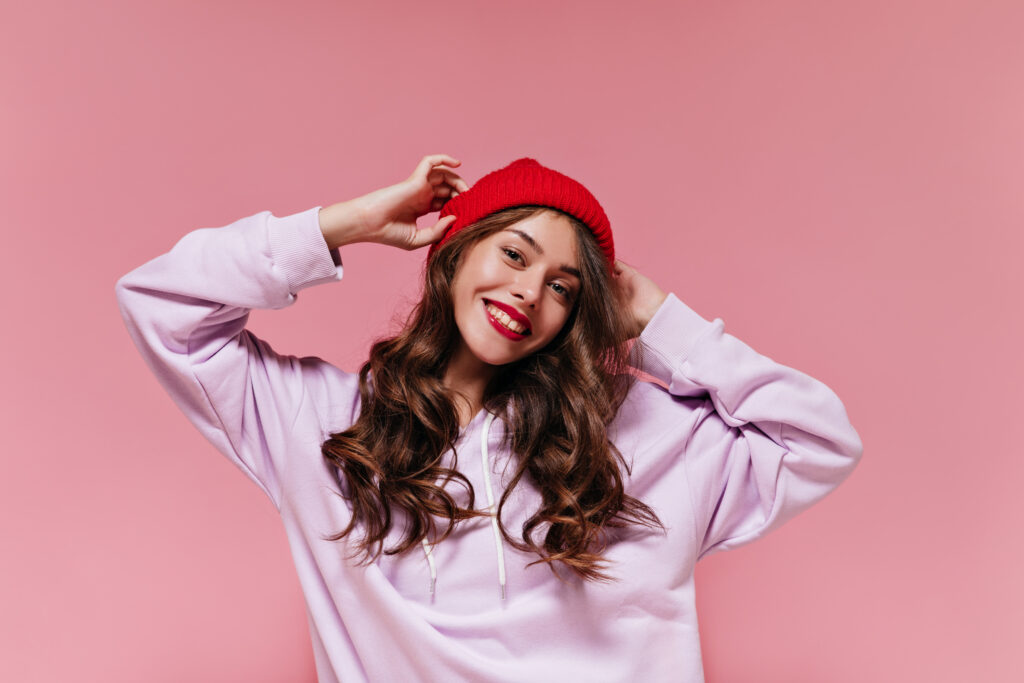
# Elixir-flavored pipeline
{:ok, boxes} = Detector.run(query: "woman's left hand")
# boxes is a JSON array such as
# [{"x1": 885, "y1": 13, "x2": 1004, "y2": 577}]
[{"x1": 612, "y1": 259, "x2": 668, "y2": 339}]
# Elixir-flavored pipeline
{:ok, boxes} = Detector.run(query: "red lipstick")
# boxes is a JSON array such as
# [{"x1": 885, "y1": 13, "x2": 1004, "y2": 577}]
[
  {"x1": 484, "y1": 299, "x2": 532, "y2": 333},
  {"x1": 482, "y1": 300, "x2": 531, "y2": 340}
]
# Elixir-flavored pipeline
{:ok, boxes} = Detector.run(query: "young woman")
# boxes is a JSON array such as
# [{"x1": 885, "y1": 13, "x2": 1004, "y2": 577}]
[{"x1": 115, "y1": 154, "x2": 863, "y2": 682}]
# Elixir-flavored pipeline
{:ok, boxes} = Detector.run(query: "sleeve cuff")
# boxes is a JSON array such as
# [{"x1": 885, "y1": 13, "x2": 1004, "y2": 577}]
[
  {"x1": 636, "y1": 292, "x2": 722, "y2": 385},
  {"x1": 266, "y1": 206, "x2": 344, "y2": 294}
]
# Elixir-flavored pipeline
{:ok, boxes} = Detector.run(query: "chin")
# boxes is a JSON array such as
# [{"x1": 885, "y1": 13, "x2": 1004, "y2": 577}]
[
  {"x1": 473, "y1": 349, "x2": 523, "y2": 367},
  {"x1": 473, "y1": 344, "x2": 530, "y2": 368}
]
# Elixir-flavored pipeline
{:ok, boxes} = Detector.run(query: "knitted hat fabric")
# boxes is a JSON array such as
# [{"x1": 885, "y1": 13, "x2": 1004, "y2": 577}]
[{"x1": 427, "y1": 158, "x2": 614, "y2": 268}]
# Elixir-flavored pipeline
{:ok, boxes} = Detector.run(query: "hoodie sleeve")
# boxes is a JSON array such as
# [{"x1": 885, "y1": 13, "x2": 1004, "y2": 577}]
[
  {"x1": 114, "y1": 206, "x2": 350, "y2": 509},
  {"x1": 634, "y1": 293, "x2": 863, "y2": 561}
]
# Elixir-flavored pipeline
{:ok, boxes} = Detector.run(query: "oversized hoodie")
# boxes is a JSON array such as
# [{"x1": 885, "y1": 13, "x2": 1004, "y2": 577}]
[{"x1": 114, "y1": 206, "x2": 863, "y2": 682}]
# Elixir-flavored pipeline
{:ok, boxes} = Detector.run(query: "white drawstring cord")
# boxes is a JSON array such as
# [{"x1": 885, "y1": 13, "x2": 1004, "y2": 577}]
[
  {"x1": 479, "y1": 412, "x2": 508, "y2": 599},
  {"x1": 420, "y1": 411, "x2": 507, "y2": 600},
  {"x1": 420, "y1": 538, "x2": 437, "y2": 596}
]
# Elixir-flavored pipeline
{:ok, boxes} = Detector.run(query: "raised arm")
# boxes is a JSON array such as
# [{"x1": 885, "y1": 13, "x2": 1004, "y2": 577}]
[
  {"x1": 114, "y1": 206, "x2": 353, "y2": 507},
  {"x1": 615, "y1": 261, "x2": 863, "y2": 560},
  {"x1": 114, "y1": 154, "x2": 470, "y2": 507}
]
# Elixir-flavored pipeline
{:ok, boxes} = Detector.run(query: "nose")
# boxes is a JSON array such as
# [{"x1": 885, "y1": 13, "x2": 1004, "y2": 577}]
[{"x1": 510, "y1": 269, "x2": 544, "y2": 308}]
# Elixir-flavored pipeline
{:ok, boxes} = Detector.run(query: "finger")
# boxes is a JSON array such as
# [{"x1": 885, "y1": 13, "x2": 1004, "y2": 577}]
[
  {"x1": 440, "y1": 172, "x2": 468, "y2": 194},
  {"x1": 429, "y1": 172, "x2": 468, "y2": 203},
  {"x1": 411, "y1": 215, "x2": 456, "y2": 248},
  {"x1": 436, "y1": 168, "x2": 469, "y2": 191},
  {"x1": 420, "y1": 154, "x2": 461, "y2": 174},
  {"x1": 431, "y1": 194, "x2": 460, "y2": 211},
  {"x1": 426, "y1": 153, "x2": 460, "y2": 166},
  {"x1": 427, "y1": 166, "x2": 462, "y2": 186},
  {"x1": 439, "y1": 176, "x2": 469, "y2": 199},
  {"x1": 414, "y1": 157, "x2": 459, "y2": 184}
]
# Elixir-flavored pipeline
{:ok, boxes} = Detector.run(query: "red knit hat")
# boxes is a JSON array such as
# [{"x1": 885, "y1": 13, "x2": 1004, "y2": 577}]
[{"x1": 427, "y1": 158, "x2": 614, "y2": 268}]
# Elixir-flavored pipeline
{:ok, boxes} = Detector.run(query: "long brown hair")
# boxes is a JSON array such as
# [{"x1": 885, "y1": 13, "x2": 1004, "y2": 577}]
[{"x1": 320, "y1": 206, "x2": 664, "y2": 582}]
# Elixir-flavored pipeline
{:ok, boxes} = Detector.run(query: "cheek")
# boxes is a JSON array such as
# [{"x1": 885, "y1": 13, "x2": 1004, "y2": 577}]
[
  {"x1": 456, "y1": 258, "x2": 498, "y2": 294},
  {"x1": 538, "y1": 308, "x2": 572, "y2": 339},
  {"x1": 475, "y1": 259, "x2": 505, "y2": 287}
]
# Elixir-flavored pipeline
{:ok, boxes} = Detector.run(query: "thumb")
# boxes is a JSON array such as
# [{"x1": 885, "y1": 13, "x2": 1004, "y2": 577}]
[{"x1": 410, "y1": 214, "x2": 456, "y2": 249}]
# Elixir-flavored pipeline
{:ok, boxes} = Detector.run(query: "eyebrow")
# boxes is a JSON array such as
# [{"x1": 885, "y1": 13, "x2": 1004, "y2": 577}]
[{"x1": 506, "y1": 228, "x2": 582, "y2": 280}]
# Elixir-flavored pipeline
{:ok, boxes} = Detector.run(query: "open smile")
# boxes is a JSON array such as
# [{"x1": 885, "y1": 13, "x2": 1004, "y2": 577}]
[{"x1": 482, "y1": 299, "x2": 531, "y2": 339}]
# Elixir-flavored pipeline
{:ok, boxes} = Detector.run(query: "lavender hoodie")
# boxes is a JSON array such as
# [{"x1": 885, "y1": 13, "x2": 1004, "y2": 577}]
[{"x1": 115, "y1": 206, "x2": 863, "y2": 682}]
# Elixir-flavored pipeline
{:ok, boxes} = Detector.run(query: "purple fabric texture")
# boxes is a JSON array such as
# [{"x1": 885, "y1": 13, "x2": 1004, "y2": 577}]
[{"x1": 115, "y1": 207, "x2": 863, "y2": 682}]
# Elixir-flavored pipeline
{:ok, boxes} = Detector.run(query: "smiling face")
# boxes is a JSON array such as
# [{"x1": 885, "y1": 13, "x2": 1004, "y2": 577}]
[{"x1": 448, "y1": 210, "x2": 583, "y2": 373}]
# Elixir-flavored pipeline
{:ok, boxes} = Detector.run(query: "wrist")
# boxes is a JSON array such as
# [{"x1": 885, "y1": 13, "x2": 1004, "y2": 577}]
[
  {"x1": 638, "y1": 290, "x2": 671, "y2": 329},
  {"x1": 318, "y1": 198, "x2": 371, "y2": 250},
  {"x1": 639, "y1": 291, "x2": 669, "y2": 329}
]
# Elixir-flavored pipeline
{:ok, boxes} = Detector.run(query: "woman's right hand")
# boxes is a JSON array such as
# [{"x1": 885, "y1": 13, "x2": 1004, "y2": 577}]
[{"x1": 319, "y1": 154, "x2": 470, "y2": 251}]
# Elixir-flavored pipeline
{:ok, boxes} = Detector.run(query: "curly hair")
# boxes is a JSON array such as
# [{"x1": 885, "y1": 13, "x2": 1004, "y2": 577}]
[{"x1": 320, "y1": 206, "x2": 664, "y2": 582}]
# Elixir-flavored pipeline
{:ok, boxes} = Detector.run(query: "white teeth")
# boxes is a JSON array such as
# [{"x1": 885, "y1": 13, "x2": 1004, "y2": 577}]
[{"x1": 485, "y1": 303, "x2": 528, "y2": 335}]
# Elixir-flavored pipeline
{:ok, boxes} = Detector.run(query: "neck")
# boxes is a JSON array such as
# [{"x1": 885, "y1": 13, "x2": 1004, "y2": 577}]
[{"x1": 443, "y1": 341, "x2": 497, "y2": 428}]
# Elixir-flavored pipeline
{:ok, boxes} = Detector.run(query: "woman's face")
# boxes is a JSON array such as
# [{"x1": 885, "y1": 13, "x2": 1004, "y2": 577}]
[{"x1": 449, "y1": 211, "x2": 583, "y2": 370}]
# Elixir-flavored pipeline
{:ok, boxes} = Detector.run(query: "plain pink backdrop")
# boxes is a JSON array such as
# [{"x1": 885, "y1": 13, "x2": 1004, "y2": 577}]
[{"x1": 3, "y1": 1, "x2": 1021, "y2": 681}]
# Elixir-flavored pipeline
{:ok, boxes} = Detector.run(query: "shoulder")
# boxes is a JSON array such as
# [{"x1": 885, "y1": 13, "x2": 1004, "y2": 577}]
[
  {"x1": 294, "y1": 355, "x2": 363, "y2": 438},
  {"x1": 604, "y1": 378, "x2": 709, "y2": 490},
  {"x1": 610, "y1": 378, "x2": 707, "y2": 450}
]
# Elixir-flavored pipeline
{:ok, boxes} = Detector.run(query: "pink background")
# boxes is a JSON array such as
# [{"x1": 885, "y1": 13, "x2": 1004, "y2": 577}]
[{"x1": 3, "y1": 1, "x2": 1021, "y2": 681}]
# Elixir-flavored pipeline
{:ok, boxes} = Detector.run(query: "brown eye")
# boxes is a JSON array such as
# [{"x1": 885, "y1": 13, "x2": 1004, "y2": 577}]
[{"x1": 502, "y1": 247, "x2": 523, "y2": 263}]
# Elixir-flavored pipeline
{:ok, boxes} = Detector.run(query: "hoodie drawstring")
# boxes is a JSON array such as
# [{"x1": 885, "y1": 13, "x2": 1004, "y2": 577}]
[
  {"x1": 479, "y1": 412, "x2": 507, "y2": 599},
  {"x1": 420, "y1": 411, "x2": 507, "y2": 600},
  {"x1": 420, "y1": 538, "x2": 437, "y2": 596}
]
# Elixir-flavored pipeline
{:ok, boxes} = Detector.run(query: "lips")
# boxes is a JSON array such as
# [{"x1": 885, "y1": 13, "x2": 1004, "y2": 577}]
[{"x1": 483, "y1": 299, "x2": 532, "y2": 334}]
